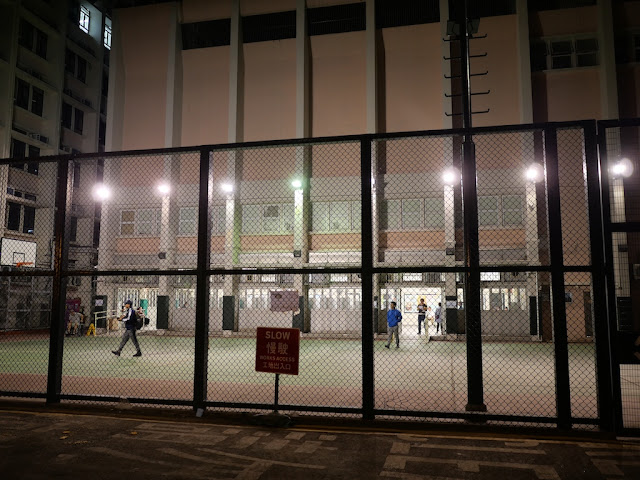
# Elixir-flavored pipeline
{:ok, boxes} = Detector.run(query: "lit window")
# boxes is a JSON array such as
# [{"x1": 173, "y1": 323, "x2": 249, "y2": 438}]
[
  {"x1": 402, "y1": 273, "x2": 422, "y2": 282},
  {"x1": 480, "y1": 272, "x2": 501, "y2": 282},
  {"x1": 79, "y1": 5, "x2": 90, "y2": 33},
  {"x1": 104, "y1": 20, "x2": 112, "y2": 49}
]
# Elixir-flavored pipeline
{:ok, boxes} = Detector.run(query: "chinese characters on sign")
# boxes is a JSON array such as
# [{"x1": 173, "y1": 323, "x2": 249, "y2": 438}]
[{"x1": 255, "y1": 327, "x2": 300, "y2": 375}]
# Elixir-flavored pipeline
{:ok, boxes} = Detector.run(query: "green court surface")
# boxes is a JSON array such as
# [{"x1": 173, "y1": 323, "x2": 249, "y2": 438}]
[{"x1": 0, "y1": 332, "x2": 601, "y2": 420}]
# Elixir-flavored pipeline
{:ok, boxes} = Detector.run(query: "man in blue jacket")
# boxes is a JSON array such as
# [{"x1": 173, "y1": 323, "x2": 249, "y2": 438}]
[
  {"x1": 385, "y1": 301, "x2": 402, "y2": 349},
  {"x1": 111, "y1": 299, "x2": 142, "y2": 357}
]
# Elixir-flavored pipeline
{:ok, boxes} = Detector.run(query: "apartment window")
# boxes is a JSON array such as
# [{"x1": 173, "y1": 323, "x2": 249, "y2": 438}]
[
  {"x1": 179, "y1": 207, "x2": 197, "y2": 235},
  {"x1": 119, "y1": 209, "x2": 161, "y2": 236},
  {"x1": 65, "y1": 49, "x2": 88, "y2": 83},
  {"x1": 119, "y1": 210, "x2": 135, "y2": 235},
  {"x1": 73, "y1": 108, "x2": 84, "y2": 134},
  {"x1": 308, "y1": 287, "x2": 362, "y2": 310},
  {"x1": 381, "y1": 199, "x2": 401, "y2": 230},
  {"x1": 531, "y1": 36, "x2": 598, "y2": 71},
  {"x1": 6, "y1": 202, "x2": 35, "y2": 234},
  {"x1": 401, "y1": 199, "x2": 421, "y2": 228},
  {"x1": 175, "y1": 289, "x2": 195, "y2": 308},
  {"x1": 137, "y1": 209, "x2": 161, "y2": 235},
  {"x1": 18, "y1": 19, "x2": 48, "y2": 59},
  {"x1": 69, "y1": 216, "x2": 78, "y2": 242},
  {"x1": 14, "y1": 78, "x2": 43, "y2": 116},
  {"x1": 382, "y1": 198, "x2": 444, "y2": 230},
  {"x1": 242, "y1": 203, "x2": 294, "y2": 234},
  {"x1": 575, "y1": 38, "x2": 598, "y2": 67},
  {"x1": 10, "y1": 139, "x2": 39, "y2": 174},
  {"x1": 10, "y1": 138, "x2": 26, "y2": 157},
  {"x1": 478, "y1": 196, "x2": 500, "y2": 226},
  {"x1": 402, "y1": 273, "x2": 422, "y2": 282},
  {"x1": 312, "y1": 201, "x2": 358, "y2": 233},
  {"x1": 479, "y1": 195, "x2": 524, "y2": 227},
  {"x1": 502, "y1": 195, "x2": 524, "y2": 226},
  {"x1": 330, "y1": 273, "x2": 350, "y2": 283},
  {"x1": 480, "y1": 272, "x2": 501, "y2": 282},
  {"x1": 211, "y1": 205, "x2": 226, "y2": 234},
  {"x1": 482, "y1": 287, "x2": 527, "y2": 311},
  {"x1": 104, "y1": 19, "x2": 112, "y2": 49},
  {"x1": 424, "y1": 197, "x2": 445, "y2": 228},
  {"x1": 550, "y1": 40, "x2": 572, "y2": 69},
  {"x1": 62, "y1": 102, "x2": 84, "y2": 134},
  {"x1": 62, "y1": 102, "x2": 73, "y2": 129},
  {"x1": 73, "y1": 163, "x2": 81, "y2": 188},
  {"x1": 79, "y1": 5, "x2": 90, "y2": 33}
]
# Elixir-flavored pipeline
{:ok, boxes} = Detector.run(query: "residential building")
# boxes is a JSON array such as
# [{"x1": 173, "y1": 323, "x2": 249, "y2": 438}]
[{"x1": 0, "y1": 0, "x2": 110, "y2": 329}]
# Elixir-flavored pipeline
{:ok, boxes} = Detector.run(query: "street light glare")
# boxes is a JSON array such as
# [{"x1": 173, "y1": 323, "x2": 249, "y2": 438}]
[
  {"x1": 442, "y1": 168, "x2": 459, "y2": 185},
  {"x1": 157, "y1": 183, "x2": 171, "y2": 195},
  {"x1": 221, "y1": 183, "x2": 234, "y2": 193},
  {"x1": 525, "y1": 163, "x2": 544, "y2": 183},
  {"x1": 611, "y1": 158, "x2": 633, "y2": 178},
  {"x1": 291, "y1": 179, "x2": 302, "y2": 189},
  {"x1": 93, "y1": 184, "x2": 111, "y2": 201}
]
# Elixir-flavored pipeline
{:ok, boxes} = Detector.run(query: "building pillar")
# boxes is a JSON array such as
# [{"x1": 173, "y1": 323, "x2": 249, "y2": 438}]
[
  {"x1": 157, "y1": 4, "x2": 182, "y2": 329},
  {"x1": 221, "y1": 0, "x2": 244, "y2": 332},
  {"x1": 515, "y1": 0, "x2": 533, "y2": 125}
]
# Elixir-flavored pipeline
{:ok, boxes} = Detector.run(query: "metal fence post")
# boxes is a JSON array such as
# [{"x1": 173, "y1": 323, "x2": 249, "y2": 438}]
[
  {"x1": 584, "y1": 120, "x2": 615, "y2": 431},
  {"x1": 193, "y1": 148, "x2": 212, "y2": 412},
  {"x1": 361, "y1": 138, "x2": 374, "y2": 420},
  {"x1": 595, "y1": 121, "x2": 623, "y2": 434},
  {"x1": 46, "y1": 158, "x2": 72, "y2": 404},
  {"x1": 544, "y1": 126, "x2": 572, "y2": 429}
]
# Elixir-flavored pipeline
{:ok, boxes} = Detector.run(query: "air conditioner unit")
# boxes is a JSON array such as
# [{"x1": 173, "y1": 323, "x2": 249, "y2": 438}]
[
  {"x1": 60, "y1": 146, "x2": 72, "y2": 154},
  {"x1": 279, "y1": 274, "x2": 294, "y2": 285},
  {"x1": 28, "y1": 133, "x2": 41, "y2": 141}
]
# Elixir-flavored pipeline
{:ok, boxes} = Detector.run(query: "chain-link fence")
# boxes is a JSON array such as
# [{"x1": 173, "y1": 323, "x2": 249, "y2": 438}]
[
  {"x1": 0, "y1": 120, "x2": 625, "y2": 432},
  {"x1": 600, "y1": 119, "x2": 640, "y2": 435}
]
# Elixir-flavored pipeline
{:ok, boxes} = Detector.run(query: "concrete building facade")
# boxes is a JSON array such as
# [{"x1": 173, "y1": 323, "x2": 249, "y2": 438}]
[{"x1": 92, "y1": 0, "x2": 640, "y2": 339}]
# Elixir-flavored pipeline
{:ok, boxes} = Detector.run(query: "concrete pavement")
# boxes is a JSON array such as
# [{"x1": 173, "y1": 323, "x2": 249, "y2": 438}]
[{"x1": 1, "y1": 401, "x2": 639, "y2": 479}]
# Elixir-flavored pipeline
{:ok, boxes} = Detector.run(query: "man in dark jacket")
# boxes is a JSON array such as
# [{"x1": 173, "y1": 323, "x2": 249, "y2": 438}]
[{"x1": 112, "y1": 299, "x2": 142, "y2": 357}]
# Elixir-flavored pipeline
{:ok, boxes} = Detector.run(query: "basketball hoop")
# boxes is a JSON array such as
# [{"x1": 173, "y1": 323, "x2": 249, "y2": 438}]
[{"x1": 15, "y1": 262, "x2": 34, "y2": 268}]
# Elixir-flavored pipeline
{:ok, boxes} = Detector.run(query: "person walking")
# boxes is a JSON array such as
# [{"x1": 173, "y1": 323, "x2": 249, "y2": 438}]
[
  {"x1": 111, "y1": 300, "x2": 142, "y2": 357},
  {"x1": 385, "y1": 301, "x2": 402, "y2": 349},
  {"x1": 435, "y1": 302, "x2": 443, "y2": 334},
  {"x1": 417, "y1": 298, "x2": 427, "y2": 335}
]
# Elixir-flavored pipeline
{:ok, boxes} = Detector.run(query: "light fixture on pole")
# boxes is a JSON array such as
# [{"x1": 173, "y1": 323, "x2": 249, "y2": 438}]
[
  {"x1": 525, "y1": 163, "x2": 544, "y2": 183},
  {"x1": 442, "y1": 167, "x2": 460, "y2": 186},
  {"x1": 157, "y1": 182, "x2": 171, "y2": 196},
  {"x1": 92, "y1": 183, "x2": 111, "y2": 201},
  {"x1": 611, "y1": 158, "x2": 633, "y2": 179}
]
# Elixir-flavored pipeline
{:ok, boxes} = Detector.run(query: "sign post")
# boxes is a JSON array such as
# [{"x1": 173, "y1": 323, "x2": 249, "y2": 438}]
[{"x1": 255, "y1": 327, "x2": 300, "y2": 426}]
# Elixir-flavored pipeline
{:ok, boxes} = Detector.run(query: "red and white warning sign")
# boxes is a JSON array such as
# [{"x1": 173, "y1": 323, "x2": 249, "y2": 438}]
[{"x1": 255, "y1": 327, "x2": 300, "y2": 375}]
